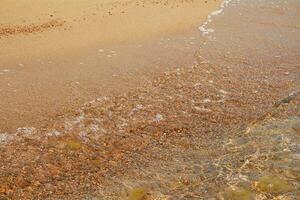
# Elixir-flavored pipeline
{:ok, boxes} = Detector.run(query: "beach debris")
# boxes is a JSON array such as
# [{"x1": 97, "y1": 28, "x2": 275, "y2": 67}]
[{"x1": 0, "y1": 19, "x2": 65, "y2": 37}]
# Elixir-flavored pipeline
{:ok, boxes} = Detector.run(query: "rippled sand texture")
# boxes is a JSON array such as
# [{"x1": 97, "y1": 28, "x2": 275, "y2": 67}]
[
  {"x1": 0, "y1": 0, "x2": 300, "y2": 199},
  {"x1": 0, "y1": 0, "x2": 221, "y2": 132}
]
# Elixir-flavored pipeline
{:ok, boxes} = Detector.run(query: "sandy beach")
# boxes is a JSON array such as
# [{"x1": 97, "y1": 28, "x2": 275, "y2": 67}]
[
  {"x1": 0, "y1": 0, "x2": 300, "y2": 199},
  {"x1": 0, "y1": 0, "x2": 221, "y2": 132}
]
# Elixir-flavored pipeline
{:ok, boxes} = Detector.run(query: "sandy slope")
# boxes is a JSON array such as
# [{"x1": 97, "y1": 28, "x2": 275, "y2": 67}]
[{"x1": 0, "y1": 0, "x2": 221, "y2": 63}]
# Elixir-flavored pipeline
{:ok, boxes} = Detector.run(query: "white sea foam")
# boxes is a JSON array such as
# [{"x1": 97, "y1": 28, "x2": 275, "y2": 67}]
[
  {"x1": 0, "y1": 133, "x2": 13, "y2": 144},
  {"x1": 16, "y1": 127, "x2": 36, "y2": 135},
  {"x1": 46, "y1": 130, "x2": 61, "y2": 137},
  {"x1": 0, "y1": 127, "x2": 37, "y2": 144},
  {"x1": 199, "y1": 0, "x2": 233, "y2": 35}
]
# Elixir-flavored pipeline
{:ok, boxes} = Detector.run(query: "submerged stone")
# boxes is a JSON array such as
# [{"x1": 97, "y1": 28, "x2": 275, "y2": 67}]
[
  {"x1": 65, "y1": 141, "x2": 81, "y2": 151},
  {"x1": 255, "y1": 175, "x2": 292, "y2": 194},
  {"x1": 128, "y1": 188, "x2": 147, "y2": 200},
  {"x1": 223, "y1": 187, "x2": 254, "y2": 200},
  {"x1": 91, "y1": 159, "x2": 102, "y2": 167}
]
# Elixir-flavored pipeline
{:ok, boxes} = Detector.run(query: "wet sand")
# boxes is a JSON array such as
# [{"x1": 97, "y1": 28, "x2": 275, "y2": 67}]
[
  {"x1": 0, "y1": 0, "x2": 220, "y2": 132},
  {"x1": 0, "y1": 0, "x2": 300, "y2": 199}
]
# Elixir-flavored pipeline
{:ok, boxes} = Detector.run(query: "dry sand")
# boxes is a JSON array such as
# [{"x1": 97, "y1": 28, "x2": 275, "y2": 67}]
[{"x1": 0, "y1": 0, "x2": 221, "y2": 132}]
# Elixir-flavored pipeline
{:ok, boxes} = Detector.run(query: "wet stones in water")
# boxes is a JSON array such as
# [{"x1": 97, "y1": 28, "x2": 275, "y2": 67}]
[
  {"x1": 223, "y1": 187, "x2": 255, "y2": 200},
  {"x1": 127, "y1": 188, "x2": 147, "y2": 200},
  {"x1": 292, "y1": 123, "x2": 300, "y2": 133},
  {"x1": 65, "y1": 140, "x2": 81, "y2": 151},
  {"x1": 273, "y1": 91, "x2": 298, "y2": 107},
  {"x1": 255, "y1": 175, "x2": 293, "y2": 194},
  {"x1": 271, "y1": 156, "x2": 300, "y2": 180}
]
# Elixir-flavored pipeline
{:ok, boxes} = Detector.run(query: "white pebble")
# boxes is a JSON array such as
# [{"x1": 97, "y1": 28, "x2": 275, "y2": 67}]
[
  {"x1": 154, "y1": 114, "x2": 164, "y2": 123},
  {"x1": 202, "y1": 98, "x2": 212, "y2": 103}
]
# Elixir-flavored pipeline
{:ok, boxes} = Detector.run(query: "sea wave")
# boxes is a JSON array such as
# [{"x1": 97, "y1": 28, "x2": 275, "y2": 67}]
[{"x1": 199, "y1": 0, "x2": 234, "y2": 35}]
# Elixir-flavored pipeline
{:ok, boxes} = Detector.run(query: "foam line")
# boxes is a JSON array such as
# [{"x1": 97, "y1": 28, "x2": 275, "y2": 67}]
[{"x1": 199, "y1": 0, "x2": 233, "y2": 35}]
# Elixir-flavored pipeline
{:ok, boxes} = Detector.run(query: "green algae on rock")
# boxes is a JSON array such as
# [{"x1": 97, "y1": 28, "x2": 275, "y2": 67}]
[
  {"x1": 127, "y1": 188, "x2": 147, "y2": 200},
  {"x1": 65, "y1": 140, "x2": 81, "y2": 151},
  {"x1": 223, "y1": 187, "x2": 255, "y2": 200},
  {"x1": 255, "y1": 175, "x2": 293, "y2": 195},
  {"x1": 91, "y1": 159, "x2": 102, "y2": 167}
]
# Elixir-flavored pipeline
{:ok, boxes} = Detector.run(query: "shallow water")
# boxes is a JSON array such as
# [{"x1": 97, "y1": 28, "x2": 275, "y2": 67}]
[
  {"x1": 0, "y1": 0, "x2": 299, "y2": 199},
  {"x1": 0, "y1": 0, "x2": 221, "y2": 132}
]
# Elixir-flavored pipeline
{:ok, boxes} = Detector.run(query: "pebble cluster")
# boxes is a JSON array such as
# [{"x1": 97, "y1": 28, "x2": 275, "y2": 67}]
[{"x1": 0, "y1": 57, "x2": 298, "y2": 199}]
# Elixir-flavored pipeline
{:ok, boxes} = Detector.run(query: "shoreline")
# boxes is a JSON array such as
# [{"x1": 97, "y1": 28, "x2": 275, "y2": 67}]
[
  {"x1": 0, "y1": 0, "x2": 222, "y2": 133},
  {"x1": 0, "y1": 0, "x2": 299, "y2": 199},
  {"x1": 0, "y1": 0, "x2": 221, "y2": 62}
]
